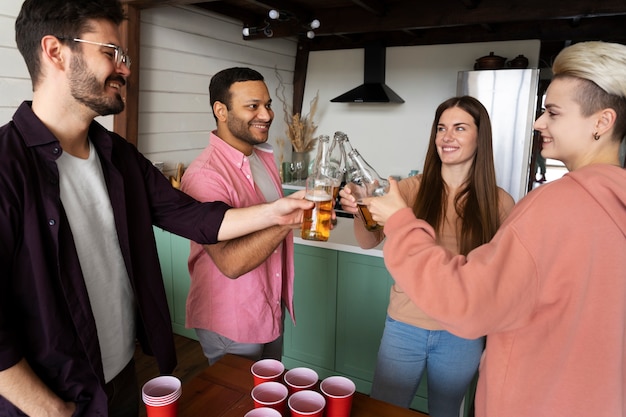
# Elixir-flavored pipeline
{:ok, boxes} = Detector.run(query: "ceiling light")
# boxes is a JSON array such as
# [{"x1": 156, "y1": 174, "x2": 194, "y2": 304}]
[
  {"x1": 268, "y1": 9, "x2": 291, "y2": 21},
  {"x1": 243, "y1": 11, "x2": 320, "y2": 40},
  {"x1": 242, "y1": 22, "x2": 273, "y2": 38}
]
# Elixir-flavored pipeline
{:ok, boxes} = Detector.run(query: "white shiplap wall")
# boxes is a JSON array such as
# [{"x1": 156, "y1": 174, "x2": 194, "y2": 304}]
[
  {"x1": 0, "y1": 2, "x2": 297, "y2": 177},
  {"x1": 0, "y1": 1, "x2": 33, "y2": 123},
  {"x1": 137, "y1": 6, "x2": 298, "y2": 175}
]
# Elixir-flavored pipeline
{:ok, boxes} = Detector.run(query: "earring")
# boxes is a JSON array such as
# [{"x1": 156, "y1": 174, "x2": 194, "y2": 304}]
[{"x1": 593, "y1": 132, "x2": 601, "y2": 141}]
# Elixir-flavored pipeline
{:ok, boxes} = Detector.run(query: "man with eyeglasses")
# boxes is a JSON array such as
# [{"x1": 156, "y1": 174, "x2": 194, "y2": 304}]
[{"x1": 0, "y1": 0, "x2": 312, "y2": 416}]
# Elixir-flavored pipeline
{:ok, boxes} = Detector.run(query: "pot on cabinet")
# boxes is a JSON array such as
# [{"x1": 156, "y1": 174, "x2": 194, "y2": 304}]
[
  {"x1": 474, "y1": 52, "x2": 507, "y2": 70},
  {"x1": 507, "y1": 54, "x2": 529, "y2": 68}
]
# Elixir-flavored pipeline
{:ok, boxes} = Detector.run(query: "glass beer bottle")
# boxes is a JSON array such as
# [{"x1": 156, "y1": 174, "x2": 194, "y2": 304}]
[
  {"x1": 313, "y1": 134, "x2": 344, "y2": 201},
  {"x1": 325, "y1": 132, "x2": 345, "y2": 199},
  {"x1": 301, "y1": 175, "x2": 334, "y2": 241},
  {"x1": 345, "y1": 149, "x2": 389, "y2": 231},
  {"x1": 336, "y1": 131, "x2": 357, "y2": 184}
]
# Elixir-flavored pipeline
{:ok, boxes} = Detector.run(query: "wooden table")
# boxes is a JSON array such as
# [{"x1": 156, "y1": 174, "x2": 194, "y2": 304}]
[{"x1": 178, "y1": 354, "x2": 428, "y2": 417}]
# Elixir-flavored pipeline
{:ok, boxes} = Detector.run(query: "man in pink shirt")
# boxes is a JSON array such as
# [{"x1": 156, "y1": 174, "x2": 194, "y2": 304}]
[{"x1": 181, "y1": 67, "x2": 296, "y2": 364}]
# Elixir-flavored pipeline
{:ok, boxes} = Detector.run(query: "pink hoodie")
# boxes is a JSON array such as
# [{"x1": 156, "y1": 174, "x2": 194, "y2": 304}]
[{"x1": 383, "y1": 164, "x2": 626, "y2": 417}]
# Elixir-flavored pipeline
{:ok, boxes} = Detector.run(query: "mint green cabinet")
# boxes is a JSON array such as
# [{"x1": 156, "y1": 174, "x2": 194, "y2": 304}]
[
  {"x1": 283, "y1": 246, "x2": 432, "y2": 414},
  {"x1": 282, "y1": 247, "x2": 396, "y2": 394},
  {"x1": 282, "y1": 245, "x2": 337, "y2": 372},
  {"x1": 153, "y1": 227, "x2": 197, "y2": 340},
  {"x1": 335, "y1": 252, "x2": 393, "y2": 386}
]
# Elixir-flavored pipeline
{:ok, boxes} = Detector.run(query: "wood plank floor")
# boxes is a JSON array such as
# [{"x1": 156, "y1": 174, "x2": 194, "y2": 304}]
[{"x1": 134, "y1": 334, "x2": 208, "y2": 416}]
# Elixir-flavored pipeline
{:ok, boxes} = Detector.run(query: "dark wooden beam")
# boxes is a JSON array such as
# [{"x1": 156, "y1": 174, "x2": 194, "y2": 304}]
[
  {"x1": 121, "y1": 0, "x2": 203, "y2": 8},
  {"x1": 292, "y1": 40, "x2": 310, "y2": 116},
  {"x1": 307, "y1": 14, "x2": 626, "y2": 51},
  {"x1": 114, "y1": 4, "x2": 140, "y2": 146},
  {"x1": 458, "y1": 0, "x2": 480, "y2": 9},
  {"x1": 195, "y1": 2, "x2": 259, "y2": 25},
  {"x1": 311, "y1": 0, "x2": 626, "y2": 37},
  {"x1": 238, "y1": 0, "x2": 312, "y2": 21},
  {"x1": 350, "y1": 0, "x2": 386, "y2": 16}
]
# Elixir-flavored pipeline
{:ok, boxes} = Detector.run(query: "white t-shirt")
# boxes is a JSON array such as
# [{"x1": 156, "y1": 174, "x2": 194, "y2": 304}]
[
  {"x1": 56, "y1": 140, "x2": 135, "y2": 382},
  {"x1": 249, "y1": 150, "x2": 280, "y2": 203}
]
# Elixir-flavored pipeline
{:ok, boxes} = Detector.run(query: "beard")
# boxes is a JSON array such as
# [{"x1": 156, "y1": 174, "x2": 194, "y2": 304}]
[
  {"x1": 69, "y1": 54, "x2": 126, "y2": 116},
  {"x1": 226, "y1": 114, "x2": 271, "y2": 147}
]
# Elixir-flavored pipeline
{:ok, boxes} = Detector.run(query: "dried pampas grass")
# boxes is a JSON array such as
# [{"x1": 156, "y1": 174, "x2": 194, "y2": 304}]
[{"x1": 275, "y1": 69, "x2": 319, "y2": 153}]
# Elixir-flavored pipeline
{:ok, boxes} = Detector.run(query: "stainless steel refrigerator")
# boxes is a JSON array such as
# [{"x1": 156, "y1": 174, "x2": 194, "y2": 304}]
[{"x1": 457, "y1": 69, "x2": 540, "y2": 201}]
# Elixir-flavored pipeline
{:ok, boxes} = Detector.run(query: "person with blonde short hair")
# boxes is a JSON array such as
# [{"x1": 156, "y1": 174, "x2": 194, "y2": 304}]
[{"x1": 361, "y1": 41, "x2": 626, "y2": 417}]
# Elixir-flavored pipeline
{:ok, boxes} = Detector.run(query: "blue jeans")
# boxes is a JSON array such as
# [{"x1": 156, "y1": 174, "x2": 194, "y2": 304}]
[{"x1": 370, "y1": 316, "x2": 484, "y2": 417}]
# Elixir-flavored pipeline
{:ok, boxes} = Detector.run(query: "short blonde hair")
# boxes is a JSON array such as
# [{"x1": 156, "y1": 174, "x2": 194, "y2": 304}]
[
  {"x1": 553, "y1": 41, "x2": 626, "y2": 99},
  {"x1": 553, "y1": 41, "x2": 626, "y2": 140}
]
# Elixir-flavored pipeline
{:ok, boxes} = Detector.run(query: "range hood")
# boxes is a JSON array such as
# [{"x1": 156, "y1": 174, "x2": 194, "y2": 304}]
[{"x1": 331, "y1": 42, "x2": 404, "y2": 103}]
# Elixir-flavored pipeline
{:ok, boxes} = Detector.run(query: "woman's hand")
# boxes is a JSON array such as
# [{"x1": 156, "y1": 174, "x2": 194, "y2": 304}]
[
  {"x1": 338, "y1": 184, "x2": 360, "y2": 215},
  {"x1": 360, "y1": 177, "x2": 408, "y2": 227}
]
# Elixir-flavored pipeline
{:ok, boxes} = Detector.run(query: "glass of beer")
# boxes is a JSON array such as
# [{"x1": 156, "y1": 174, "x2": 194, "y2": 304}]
[{"x1": 301, "y1": 177, "x2": 333, "y2": 241}]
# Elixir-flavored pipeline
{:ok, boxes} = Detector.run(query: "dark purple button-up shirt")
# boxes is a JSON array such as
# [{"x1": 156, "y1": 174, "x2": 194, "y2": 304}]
[{"x1": 0, "y1": 102, "x2": 230, "y2": 416}]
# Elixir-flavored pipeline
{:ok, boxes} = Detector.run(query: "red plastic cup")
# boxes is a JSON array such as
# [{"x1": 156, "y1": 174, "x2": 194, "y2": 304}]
[
  {"x1": 244, "y1": 407, "x2": 283, "y2": 417},
  {"x1": 320, "y1": 376, "x2": 355, "y2": 417},
  {"x1": 251, "y1": 381, "x2": 289, "y2": 414},
  {"x1": 251, "y1": 359, "x2": 285, "y2": 386},
  {"x1": 283, "y1": 367, "x2": 318, "y2": 395},
  {"x1": 288, "y1": 390, "x2": 326, "y2": 417},
  {"x1": 141, "y1": 375, "x2": 182, "y2": 417}
]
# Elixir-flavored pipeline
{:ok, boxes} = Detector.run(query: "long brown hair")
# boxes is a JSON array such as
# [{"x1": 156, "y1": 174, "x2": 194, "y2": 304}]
[{"x1": 413, "y1": 96, "x2": 501, "y2": 255}]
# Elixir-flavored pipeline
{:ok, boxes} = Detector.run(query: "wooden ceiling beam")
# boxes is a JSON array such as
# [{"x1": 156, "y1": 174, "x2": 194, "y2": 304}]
[
  {"x1": 121, "y1": 0, "x2": 207, "y2": 9},
  {"x1": 308, "y1": 15, "x2": 626, "y2": 50},
  {"x1": 311, "y1": 0, "x2": 626, "y2": 37},
  {"x1": 350, "y1": 0, "x2": 386, "y2": 16},
  {"x1": 458, "y1": 0, "x2": 480, "y2": 9}
]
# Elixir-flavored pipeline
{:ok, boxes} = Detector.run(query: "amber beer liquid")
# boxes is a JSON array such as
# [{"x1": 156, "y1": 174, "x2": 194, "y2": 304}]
[
  {"x1": 332, "y1": 185, "x2": 340, "y2": 202},
  {"x1": 357, "y1": 202, "x2": 382, "y2": 231},
  {"x1": 301, "y1": 193, "x2": 333, "y2": 241}
]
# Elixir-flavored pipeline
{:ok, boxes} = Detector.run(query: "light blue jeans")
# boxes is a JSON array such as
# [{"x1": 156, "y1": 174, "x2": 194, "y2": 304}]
[{"x1": 370, "y1": 316, "x2": 484, "y2": 417}]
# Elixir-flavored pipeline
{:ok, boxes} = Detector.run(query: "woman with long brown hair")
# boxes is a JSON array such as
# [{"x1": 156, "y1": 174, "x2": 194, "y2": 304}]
[{"x1": 340, "y1": 96, "x2": 514, "y2": 416}]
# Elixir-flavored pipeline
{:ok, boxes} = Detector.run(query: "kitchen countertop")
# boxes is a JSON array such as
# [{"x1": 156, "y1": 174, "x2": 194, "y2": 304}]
[{"x1": 294, "y1": 216, "x2": 384, "y2": 257}]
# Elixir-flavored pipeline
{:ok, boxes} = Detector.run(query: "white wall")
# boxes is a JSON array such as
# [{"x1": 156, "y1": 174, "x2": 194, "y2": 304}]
[
  {"x1": 0, "y1": 1, "x2": 32, "y2": 122},
  {"x1": 137, "y1": 6, "x2": 297, "y2": 175},
  {"x1": 1, "y1": 1, "x2": 540, "y2": 180},
  {"x1": 303, "y1": 40, "x2": 541, "y2": 179}
]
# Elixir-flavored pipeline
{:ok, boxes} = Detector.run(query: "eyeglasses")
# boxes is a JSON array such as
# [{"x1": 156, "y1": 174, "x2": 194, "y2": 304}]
[{"x1": 61, "y1": 37, "x2": 131, "y2": 69}]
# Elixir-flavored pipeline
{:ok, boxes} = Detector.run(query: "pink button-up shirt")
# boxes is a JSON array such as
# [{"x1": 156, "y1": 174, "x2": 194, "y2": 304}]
[{"x1": 181, "y1": 132, "x2": 295, "y2": 343}]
